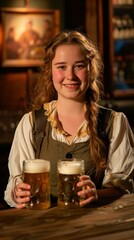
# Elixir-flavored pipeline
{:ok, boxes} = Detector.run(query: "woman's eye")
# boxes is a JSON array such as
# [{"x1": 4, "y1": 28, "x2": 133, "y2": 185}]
[
  {"x1": 57, "y1": 66, "x2": 66, "y2": 70},
  {"x1": 75, "y1": 64, "x2": 85, "y2": 69}
]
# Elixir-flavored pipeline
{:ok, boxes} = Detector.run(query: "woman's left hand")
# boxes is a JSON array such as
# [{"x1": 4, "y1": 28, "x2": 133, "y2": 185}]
[{"x1": 77, "y1": 175, "x2": 98, "y2": 206}]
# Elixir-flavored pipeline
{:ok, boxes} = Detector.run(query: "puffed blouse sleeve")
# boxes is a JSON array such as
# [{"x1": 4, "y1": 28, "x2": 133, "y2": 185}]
[{"x1": 102, "y1": 111, "x2": 134, "y2": 193}]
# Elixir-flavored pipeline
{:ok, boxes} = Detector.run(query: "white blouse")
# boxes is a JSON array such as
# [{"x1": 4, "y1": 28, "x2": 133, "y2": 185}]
[{"x1": 4, "y1": 102, "x2": 134, "y2": 207}]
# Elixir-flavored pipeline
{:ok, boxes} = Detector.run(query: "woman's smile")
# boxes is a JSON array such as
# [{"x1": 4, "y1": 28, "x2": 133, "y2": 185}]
[{"x1": 63, "y1": 82, "x2": 80, "y2": 89}]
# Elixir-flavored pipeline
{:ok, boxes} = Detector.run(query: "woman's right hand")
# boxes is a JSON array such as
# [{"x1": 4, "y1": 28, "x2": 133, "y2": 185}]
[{"x1": 14, "y1": 182, "x2": 31, "y2": 209}]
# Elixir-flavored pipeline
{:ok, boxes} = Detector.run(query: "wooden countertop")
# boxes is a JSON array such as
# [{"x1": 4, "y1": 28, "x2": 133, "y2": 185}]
[{"x1": 0, "y1": 194, "x2": 134, "y2": 240}]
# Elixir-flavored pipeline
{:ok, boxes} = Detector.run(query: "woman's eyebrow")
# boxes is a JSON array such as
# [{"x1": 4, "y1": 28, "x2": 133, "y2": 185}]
[
  {"x1": 53, "y1": 62, "x2": 66, "y2": 65},
  {"x1": 54, "y1": 60, "x2": 87, "y2": 65}
]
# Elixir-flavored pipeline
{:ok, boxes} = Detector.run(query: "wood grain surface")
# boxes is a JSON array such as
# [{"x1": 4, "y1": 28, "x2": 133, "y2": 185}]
[{"x1": 0, "y1": 194, "x2": 134, "y2": 240}]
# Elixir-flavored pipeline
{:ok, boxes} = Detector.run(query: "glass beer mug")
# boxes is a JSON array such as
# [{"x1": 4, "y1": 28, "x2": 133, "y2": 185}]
[
  {"x1": 20, "y1": 159, "x2": 50, "y2": 210},
  {"x1": 57, "y1": 158, "x2": 85, "y2": 208}
]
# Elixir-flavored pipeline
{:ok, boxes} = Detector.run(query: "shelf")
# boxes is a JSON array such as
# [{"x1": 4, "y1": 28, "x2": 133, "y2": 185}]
[
  {"x1": 113, "y1": 6, "x2": 134, "y2": 18},
  {"x1": 113, "y1": 89, "x2": 134, "y2": 98},
  {"x1": 114, "y1": 38, "x2": 134, "y2": 42},
  {"x1": 113, "y1": 5, "x2": 134, "y2": 10}
]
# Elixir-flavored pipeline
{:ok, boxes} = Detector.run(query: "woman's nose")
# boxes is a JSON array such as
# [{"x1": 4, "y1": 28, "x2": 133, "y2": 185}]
[{"x1": 66, "y1": 68, "x2": 75, "y2": 80}]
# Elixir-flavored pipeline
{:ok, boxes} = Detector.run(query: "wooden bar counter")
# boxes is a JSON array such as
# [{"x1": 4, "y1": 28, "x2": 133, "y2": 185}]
[{"x1": 0, "y1": 194, "x2": 134, "y2": 240}]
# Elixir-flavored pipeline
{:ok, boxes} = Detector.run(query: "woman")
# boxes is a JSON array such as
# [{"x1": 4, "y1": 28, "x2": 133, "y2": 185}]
[{"x1": 4, "y1": 31, "x2": 134, "y2": 208}]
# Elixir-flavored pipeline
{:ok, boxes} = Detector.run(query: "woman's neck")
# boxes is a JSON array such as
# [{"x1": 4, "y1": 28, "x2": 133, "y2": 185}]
[
  {"x1": 56, "y1": 99, "x2": 86, "y2": 136},
  {"x1": 56, "y1": 99, "x2": 86, "y2": 116}
]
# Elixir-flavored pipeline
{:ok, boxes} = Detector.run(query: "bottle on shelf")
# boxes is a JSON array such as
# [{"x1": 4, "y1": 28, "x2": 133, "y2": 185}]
[{"x1": 113, "y1": 15, "x2": 134, "y2": 39}]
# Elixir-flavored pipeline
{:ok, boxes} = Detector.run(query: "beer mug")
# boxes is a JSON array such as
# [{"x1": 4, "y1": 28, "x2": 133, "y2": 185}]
[
  {"x1": 57, "y1": 158, "x2": 85, "y2": 208},
  {"x1": 22, "y1": 159, "x2": 50, "y2": 210}
]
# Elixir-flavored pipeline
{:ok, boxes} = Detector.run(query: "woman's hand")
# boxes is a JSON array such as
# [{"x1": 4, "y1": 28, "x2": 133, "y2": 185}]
[
  {"x1": 77, "y1": 175, "x2": 98, "y2": 206},
  {"x1": 14, "y1": 182, "x2": 31, "y2": 209}
]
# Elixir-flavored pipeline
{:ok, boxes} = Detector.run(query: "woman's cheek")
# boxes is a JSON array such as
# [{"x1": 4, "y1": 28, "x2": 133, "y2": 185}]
[{"x1": 52, "y1": 70, "x2": 63, "y2": 82}]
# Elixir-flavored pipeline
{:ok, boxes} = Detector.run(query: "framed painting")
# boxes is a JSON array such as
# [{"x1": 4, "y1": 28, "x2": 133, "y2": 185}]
[{"x1": 0, "y1": 8, "x2": 60, "y2": 67}]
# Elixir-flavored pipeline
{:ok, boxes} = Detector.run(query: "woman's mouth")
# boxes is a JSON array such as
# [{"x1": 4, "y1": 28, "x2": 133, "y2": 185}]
[{"x1": 63, "y1": 83, "x2": 80, "y2": 89}]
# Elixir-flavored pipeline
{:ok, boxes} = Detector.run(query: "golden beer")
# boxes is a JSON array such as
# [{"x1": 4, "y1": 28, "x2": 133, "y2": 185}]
[
  {"x1": 58, "y1": 158, "x2": 84, "y2": 208},
  {"x1": 23, "y1": 159, "x2": 50, "y2": 210}
]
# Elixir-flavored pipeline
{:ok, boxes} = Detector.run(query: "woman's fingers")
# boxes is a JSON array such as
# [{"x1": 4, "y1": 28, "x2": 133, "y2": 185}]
[
  {"x1": 79, "y1": 195, "x2": 96, "y2": 206},
  {"x1": 15, "y1": 182, "x2": 31, "y2": 208},
  {"x1": 77, "y1": 175, "x2": 98, "y2": 206}
]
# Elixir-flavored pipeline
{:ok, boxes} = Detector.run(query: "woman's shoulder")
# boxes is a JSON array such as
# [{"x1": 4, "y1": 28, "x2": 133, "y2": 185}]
[
  {"x1": 97, "y1": 104, "x2": 131, "y2": 135},
  {"x1": 17, "y1": 111, "x2": 33, "y2": 130},
  {"x1": 98, "y1": 104, "x2": 127, "y2": 121},
  {"x1": 12, "y1": 111, "x2": 33, "y2": 144}
]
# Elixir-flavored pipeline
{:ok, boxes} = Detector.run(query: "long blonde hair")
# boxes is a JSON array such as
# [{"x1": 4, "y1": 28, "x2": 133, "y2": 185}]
[{"x1": 29, "y1": 31, "x2": 107, "y2": 178}]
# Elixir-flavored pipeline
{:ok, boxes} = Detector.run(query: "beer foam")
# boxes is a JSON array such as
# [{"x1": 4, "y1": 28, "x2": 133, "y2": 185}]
[
  {"x1": 58, "y1": 162, "x2": 82, "y2": 175},
  {"x1": 23, "y1": 159, "x2": 50, "y2": 173}
]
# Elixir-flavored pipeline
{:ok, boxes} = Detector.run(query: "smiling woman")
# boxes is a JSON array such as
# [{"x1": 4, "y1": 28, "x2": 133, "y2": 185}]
[
  {"x1": 52, "y1": 44, "x2": 90, "y2": 103},
  {"x1": 4, "y1": 31, "x2": 134, "y2": 209}
]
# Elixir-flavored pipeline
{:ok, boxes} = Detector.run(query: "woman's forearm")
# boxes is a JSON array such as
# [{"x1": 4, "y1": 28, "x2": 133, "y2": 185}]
[{"x1": 97, "y1": 188, "x2": 124, "y2": 199}]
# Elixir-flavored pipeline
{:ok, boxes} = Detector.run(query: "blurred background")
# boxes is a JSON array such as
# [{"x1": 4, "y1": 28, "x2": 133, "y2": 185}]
[{"x1": 0, "y1": 0, "x2": 134, "y2": 208}]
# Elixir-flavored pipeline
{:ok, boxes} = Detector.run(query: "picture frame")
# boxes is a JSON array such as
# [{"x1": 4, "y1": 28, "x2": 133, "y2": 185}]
[{"x1": 0, "y1": 8, "x2": 60, "y2": 67}]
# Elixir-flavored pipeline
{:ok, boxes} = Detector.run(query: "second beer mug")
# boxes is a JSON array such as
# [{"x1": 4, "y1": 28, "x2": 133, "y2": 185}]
[
  {"x1": 23, "y1": 159, "x2": 50, "y2": 210},
  {"x1": 57, "y1": 158, "x2": 85, "y2": 208}
]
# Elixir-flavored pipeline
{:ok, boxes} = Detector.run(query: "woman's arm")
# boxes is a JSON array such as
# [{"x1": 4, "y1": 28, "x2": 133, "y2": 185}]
[
  {"x1": 78, "y1": 112, "x2": 134, "y2": 206},
  {"x1": 97, "y1": 188, "x2": 123, "y2": 198},
  {"x1": 103, "y1": 111, "x2": 134, "y2": 194},
  {"x1": 4, "y1": 112, "x2": 35, "y2": 207}
]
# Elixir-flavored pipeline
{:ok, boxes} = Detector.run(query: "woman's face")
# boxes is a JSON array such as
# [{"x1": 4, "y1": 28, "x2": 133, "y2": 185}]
[{"x1": 52, "y1": 44, "x2": 90, "y2": 102}]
